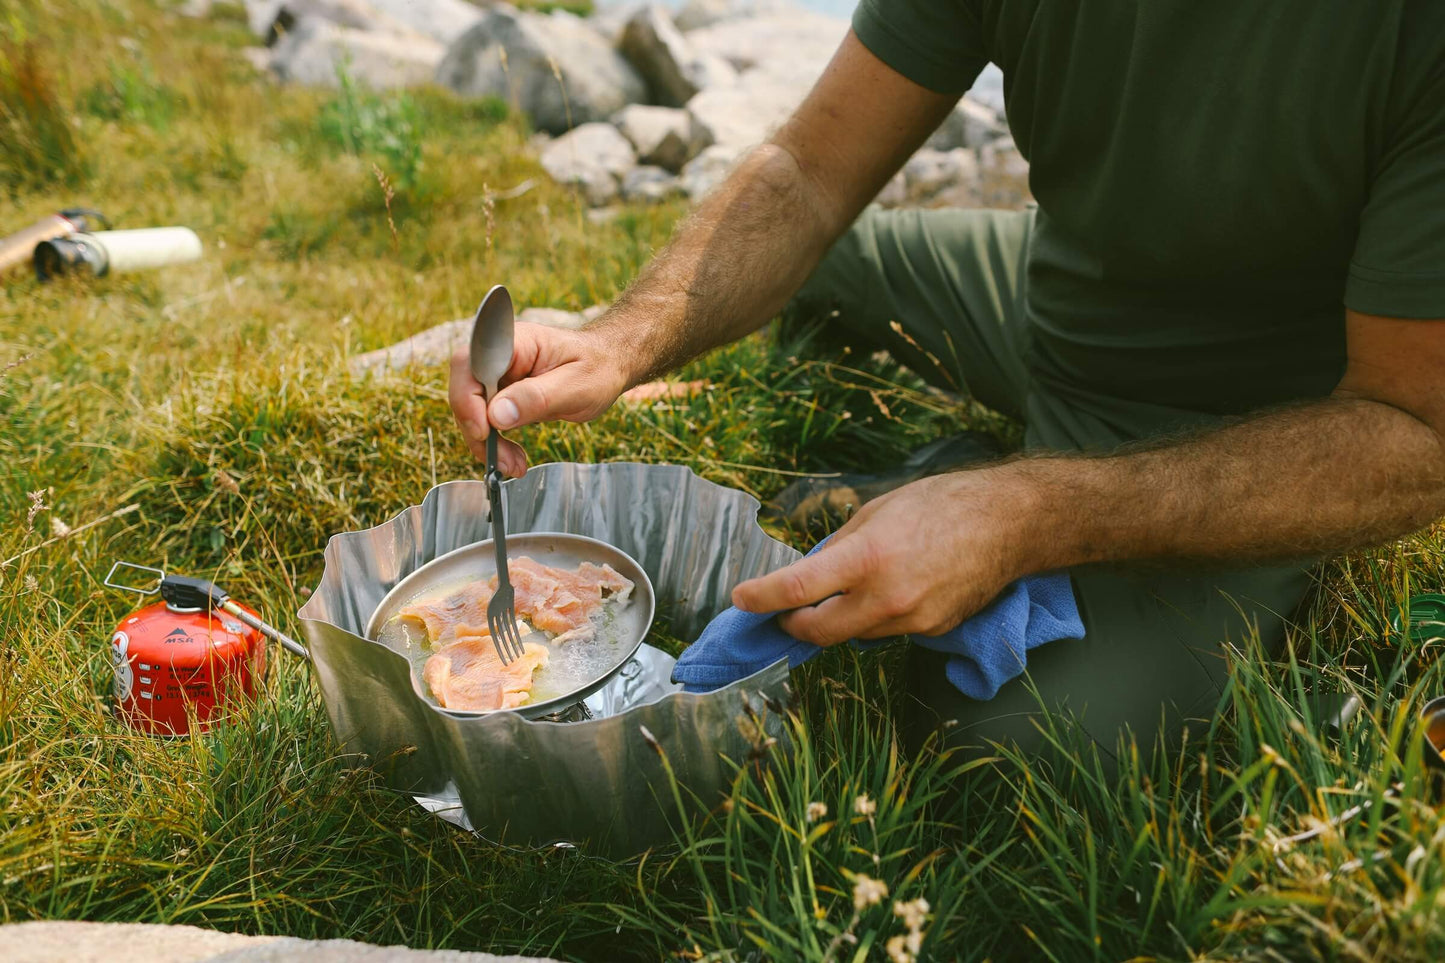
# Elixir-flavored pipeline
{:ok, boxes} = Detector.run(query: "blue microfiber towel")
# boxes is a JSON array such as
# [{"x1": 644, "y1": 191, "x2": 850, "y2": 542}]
[{"x1": 672, "y1": 541, "x2": 1084, "y2": 700}]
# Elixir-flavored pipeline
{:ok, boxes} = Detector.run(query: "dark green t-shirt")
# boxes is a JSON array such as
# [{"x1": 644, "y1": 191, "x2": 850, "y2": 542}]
[{"x1": 853, "y1": 0, "x2": 1445, "y2": 415}]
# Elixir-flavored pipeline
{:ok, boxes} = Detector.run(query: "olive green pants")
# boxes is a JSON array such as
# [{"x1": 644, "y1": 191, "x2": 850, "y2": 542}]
[{"x1": 793, "y1": 206, "x2": 1312, "y2": 760}]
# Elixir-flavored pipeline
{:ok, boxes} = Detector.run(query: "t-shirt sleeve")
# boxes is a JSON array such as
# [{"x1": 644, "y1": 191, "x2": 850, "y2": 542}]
[
  {"x1": 851, "y1": 0, "x2": 989, "y2": 95},
  {"x1": 1344, "y1": 61, "x2": 1445, "y2": 319}
]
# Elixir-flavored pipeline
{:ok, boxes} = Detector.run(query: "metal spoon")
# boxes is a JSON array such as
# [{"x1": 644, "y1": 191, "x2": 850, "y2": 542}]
[{"x1": 468, "y1": 285, "x2": 524, "y2": 663}]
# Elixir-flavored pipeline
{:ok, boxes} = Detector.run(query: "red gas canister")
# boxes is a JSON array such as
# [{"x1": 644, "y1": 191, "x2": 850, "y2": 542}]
[
  {"x1": 104, "y1": 565, "x2": 307, "y2": 736},
  {"x1": 110, "y1": 599, "x2": 268, "y2": 735}
]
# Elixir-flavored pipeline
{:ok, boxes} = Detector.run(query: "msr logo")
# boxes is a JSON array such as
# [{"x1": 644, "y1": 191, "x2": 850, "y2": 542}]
[{"x1": 164, "y1": 627, "x2": 191, "y2": 644}]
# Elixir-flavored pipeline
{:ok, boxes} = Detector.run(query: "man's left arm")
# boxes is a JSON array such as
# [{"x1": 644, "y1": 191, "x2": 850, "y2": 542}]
[{"x1": 734, "y1": 310, "x2": 1445, "y2": 644}]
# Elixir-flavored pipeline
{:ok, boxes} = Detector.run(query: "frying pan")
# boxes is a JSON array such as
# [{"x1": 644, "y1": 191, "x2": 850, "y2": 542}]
[{"x1": 364, "y1": 532, "x2": 655, "y2": 720}]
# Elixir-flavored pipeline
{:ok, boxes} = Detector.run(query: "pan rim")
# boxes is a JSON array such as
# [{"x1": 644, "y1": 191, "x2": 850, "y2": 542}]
[{"x1": 364, "y1": 531, "x2": 656, "y2": 719}]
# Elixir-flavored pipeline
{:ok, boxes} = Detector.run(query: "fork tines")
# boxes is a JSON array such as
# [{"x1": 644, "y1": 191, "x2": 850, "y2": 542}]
[{"x1": 488, "y1": 589, "x2": 525, "y2": 664}]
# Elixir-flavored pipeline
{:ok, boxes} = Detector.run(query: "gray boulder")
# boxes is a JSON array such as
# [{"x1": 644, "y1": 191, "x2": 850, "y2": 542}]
[
  {"x1": 685, "y1": 71, "x2": 802, "y2": 151},
  {"x1": 619, "y1": 4, "x2": 736, "y2": 107},
  {"x1": 687, "y1": 11, "x2": 846, "y2": 73},
  {"x1": 903, "y1": 147, "x2": 980, "y2": 202},
  {"x1": 539, "y1": 122, "x2": 637, "y2": 206},
  {"x1": 246, "y1": 0, "x2": 403, "y2": 43},
  {"x1": 980, "y1": 136, "x2": 1030, "y2": 181},
  {"x1": 613, "y1": 104, "x2": 707, "y2": 172},
  {"x1": 674, "y1": 0, "x2": 802, "y2": 32},
  {"x1": 437, "y1": 7, "x2": 647, "y2": 134},
  {"x1": 270, "y1": 17, "x2": 444, "y2": 88},
  {"x1": 926, "y1": 97, "x2": 1005, "y2": 151},
  {"x1": 679, "y1": 143, "x2": 740, "y2": 199},
  {"x1": 366, "y1": 0, "x2": 484, "y2": 45},
  {"x1": 621, "y1": 165, "x2": 682, "y2": 202}
]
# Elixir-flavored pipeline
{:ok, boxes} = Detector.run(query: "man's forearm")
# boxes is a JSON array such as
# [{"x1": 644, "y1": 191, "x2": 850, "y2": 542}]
[
  {"x1": 591, "y1": 144, "x2": 846, "y2": 387},
  {"x1": 1007, "y1": 397, "x2": 1445, "y2": 574}
]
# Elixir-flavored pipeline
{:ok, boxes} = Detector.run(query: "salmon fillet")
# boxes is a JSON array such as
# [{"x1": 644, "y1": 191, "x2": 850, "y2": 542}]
[
  {"x1": 507, "y1": 557, "x2": 634, "y2": 644},
  {"x1": 399, "y1": 580, "x2": 496, "y2": 644},
  {"x1": 403, "y1": 557, "x2": 634, "y2": 649},
  {"x1": 422, "y1": 629, "x2": 548, "y2": 711}
]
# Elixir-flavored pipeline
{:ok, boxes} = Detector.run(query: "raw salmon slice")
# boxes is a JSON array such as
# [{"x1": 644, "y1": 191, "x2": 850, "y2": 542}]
[{"x1": 422, "y1": 629, "x2": 548, "y2": 711}]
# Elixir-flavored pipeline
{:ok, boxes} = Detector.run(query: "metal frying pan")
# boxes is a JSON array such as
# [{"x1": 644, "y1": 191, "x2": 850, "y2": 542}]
[{"x1": 364, "y1": 532, "x2": 655, "y2": 720}]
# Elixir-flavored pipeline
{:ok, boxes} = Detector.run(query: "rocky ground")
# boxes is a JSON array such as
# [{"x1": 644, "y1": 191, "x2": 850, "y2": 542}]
[{"x1": 232, "y1": 0, "x2": 1027, "y2": 210}]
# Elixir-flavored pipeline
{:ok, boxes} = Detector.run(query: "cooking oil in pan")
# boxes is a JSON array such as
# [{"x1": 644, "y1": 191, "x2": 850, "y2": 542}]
[{"x1": 375, "y1": 579, "x2": 628, "y2": 710}]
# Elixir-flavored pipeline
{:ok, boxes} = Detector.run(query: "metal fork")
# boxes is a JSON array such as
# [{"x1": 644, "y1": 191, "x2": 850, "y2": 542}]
[{"x1": 485, "y1": 451, "x2": 525, "y2": 663}]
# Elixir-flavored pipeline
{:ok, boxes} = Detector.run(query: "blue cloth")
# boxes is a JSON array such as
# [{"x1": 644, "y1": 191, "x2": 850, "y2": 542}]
[{"x1": 672, "y1": 542, "x2": 1085, "y2": 700}]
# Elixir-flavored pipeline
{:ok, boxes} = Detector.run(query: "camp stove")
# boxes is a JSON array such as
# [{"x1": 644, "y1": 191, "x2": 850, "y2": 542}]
[{"x1": 104, "y1": 561, "x2": 307, "y2": 736}]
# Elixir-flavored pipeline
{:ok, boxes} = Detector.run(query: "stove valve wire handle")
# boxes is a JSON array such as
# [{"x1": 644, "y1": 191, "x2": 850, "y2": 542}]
[{"x1": 104, "y1": 561, "x2": 310, "y2": 659}]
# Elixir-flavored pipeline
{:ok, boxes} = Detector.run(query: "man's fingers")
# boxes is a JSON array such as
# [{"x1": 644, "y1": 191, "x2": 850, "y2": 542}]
[
  {"x1": 497, "y1": 436, "x2": 529, "y2": 478},
  {"x1": 731, "y1": 537, "x2": 866, "y2": 613},
  {"x1": 776, "y1": 592, "x2": 891, "y2": 647},
  {"x1": 449, "y1": 347, "x2": 491, "y2": 452},
  {"x1": 489, "y1": 364, "x2": 606, "y2": 430}
]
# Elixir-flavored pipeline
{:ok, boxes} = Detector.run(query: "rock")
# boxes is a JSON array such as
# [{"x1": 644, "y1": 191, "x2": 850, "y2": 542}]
[
  {"x1": 240, "y1": 46, "x2": 273, "y2": 72},
  {"x1": 685, "y1": 71, "x2": 800, "y2": 151},
  {"x1": 902, "y1": 147, "x2": 980, "y2": 201},
  {"x1": 518, "y1": 307, "x2": 587, "y2": 329},
  {"x1": 350, "y1": 317, "x2": 469, "y2": 374},
  {"x1": 270, "y1": 17, "x2": 444, "y2": 89},
  {"x1": 673, "y1": 0, "x2": 801, "y2": 32},
  {"x1": 618, "y1": 4, "x2": 736, "y2": 108},
  {"x1": 979, "y1": 136, "x2": 1029, "y2": 181},
  {"x1": 581, "y1": 303, "x2": 609, "y2": 323},
  {"x1": 613, "y1": 104, "x2": 705, "y2": 172},
  {"x1": 436, "y1": 8, "x2": 647, "y2": 135},
  {"x1": 621, "y1": 165, "x2": 682, "y2": 202},
  {"x1": 539, "y1": 122, "x2": 636, "y2": 206},
  {"x1": 246, "y1": 0, "x2": 404, "y2": 45},
  {"x1": 925, "y1": 96, "x2": 1005, "y2": 151},
  {"x1": 687, "y1": 12, "x2": 846, "y2": 73},
  {"x1": 350, "y1": 307, "x2": 592, "y2": 375},
  {"x1": 0, "y1": 921, "x2": 560, "y2": 963},
  {"x1": 679, "y1": 143, "x2": 740, "y2": 199},
  {"x1": 367, "y1": 0, "x2": 484, "y2": 45}
]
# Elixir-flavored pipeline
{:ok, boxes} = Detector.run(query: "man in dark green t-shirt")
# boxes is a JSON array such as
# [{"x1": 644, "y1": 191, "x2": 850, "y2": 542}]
[{"x1": 451, "y1": 2, "x2": 1445, "y2": 754}]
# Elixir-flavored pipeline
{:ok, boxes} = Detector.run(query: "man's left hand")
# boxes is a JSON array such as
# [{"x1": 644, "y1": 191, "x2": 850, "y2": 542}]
[{"x1": 730, "y1": 470, "x2": 1032, "y2": 645}]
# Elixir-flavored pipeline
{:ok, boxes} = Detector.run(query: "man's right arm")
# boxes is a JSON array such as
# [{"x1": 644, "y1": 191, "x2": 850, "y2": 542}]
[{"x1": 452, "y1": 30, "x2": 959, "y2": 474}]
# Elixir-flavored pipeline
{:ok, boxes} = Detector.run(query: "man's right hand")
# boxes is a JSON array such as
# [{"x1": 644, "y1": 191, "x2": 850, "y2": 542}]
[{"x1": 448, "y1": 320, "x2": 629, "y2": 478}]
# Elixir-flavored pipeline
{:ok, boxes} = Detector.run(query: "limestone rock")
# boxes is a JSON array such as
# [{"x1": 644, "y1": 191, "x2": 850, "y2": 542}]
[
  {"x1": 367, "y1": 0, "x2": 484, "y2": 45},
  {"x1": 613, "y1": 104, "x2": 706, "y2": 172},
  {"x1": 980, "y1": 137, "x2": 1029, "y2": 181},
  {"x1": 437, "y1": 8, "x2": 647, "y2": 134},
  {"x1": 903, "y1": 147, "x2": 980, "y2": 202},
  {"x1": 350, "y1": 318, "x2": 470, "y2": 375},
  {"x1": 518, "y1": 307, "x2": 587, "y2": 329},
  {"x1": 679, "y1": 143, "x2": 740, "y2": 199},
  {"x1": 0, "y1": 921, "x2": 560, "y2": 963},
  {"x1": 246, "y1": 0, "x2": 403, "y2": 44},
  {"x1": 619, "y1": 4, "x2": 736, "y2": 108},
  {"x1": 270, "y1": 17, "x2": 444, "y2": 89},
  {"x1": 674, "y1": 0, "x2": 802, "y2": 32},
  {"x1": 926, "y1": 96, "x2": 1005, "y2": 151},
  {"x1": 687, "y1": 12, "x2": 846, "y2": 73},
  {"x1": 685, "y1": 71, "x2": 801, "y2": 151},
  {"x1": 539, "y1": 122, "x2": 637, "y2": 206},
  {"x1": 622, "y1": 165, "x2": 682, "y2": 202}
]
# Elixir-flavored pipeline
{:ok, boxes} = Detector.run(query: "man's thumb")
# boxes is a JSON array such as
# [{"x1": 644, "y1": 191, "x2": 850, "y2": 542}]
[{"x1": 489, "y1": 369, "x2": 594, "y2": 430}]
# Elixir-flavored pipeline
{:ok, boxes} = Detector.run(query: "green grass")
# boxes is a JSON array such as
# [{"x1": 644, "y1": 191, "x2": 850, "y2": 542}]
[{"x1": 4, "y1": 1, "x2": 1445, "y2": 959}]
